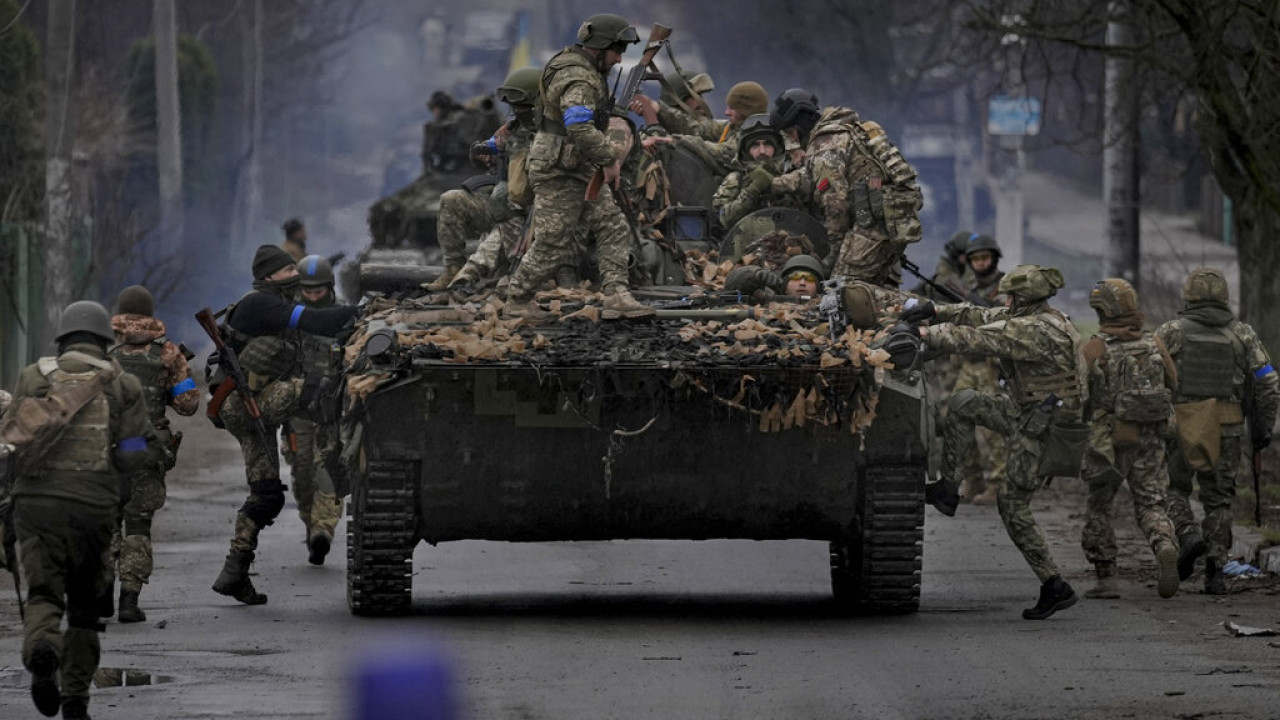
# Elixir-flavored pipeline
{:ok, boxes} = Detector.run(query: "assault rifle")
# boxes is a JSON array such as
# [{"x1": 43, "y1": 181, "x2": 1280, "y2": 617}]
[
  {"x1": 195, "y1": 307, "x2": 271, "y2": 452},
  {"x1": 900, "y1": 256, "x2": 966, "y2": 304},
  {"x1": 819, "y1": 278, "x2": 847, "y2": 341},
  {"x1": 586, "y1": 23, "x2": 672, "y2": 201}
]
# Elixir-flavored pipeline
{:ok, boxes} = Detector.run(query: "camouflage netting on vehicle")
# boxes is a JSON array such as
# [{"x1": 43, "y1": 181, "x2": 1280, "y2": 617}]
[{"x1": 342, "y1": 287, "x2": 902, "y2": 434}]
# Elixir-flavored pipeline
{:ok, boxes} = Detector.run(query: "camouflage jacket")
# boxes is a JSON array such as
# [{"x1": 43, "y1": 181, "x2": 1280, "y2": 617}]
[
  {"x1": 656, "y1": 101, "x2": 728, "y2": 143},
  {"x1": 529, "y1": 47, "x2": 618, "y2": 182},
  {"x1": 1155, "y1": 302, "x2": 1279, "y2": 430},
  {"x1": 926, "y1": 301, "x2": 1083, "y2": 412},
  {"x1": 711, "y1": 157, "x2": 806, "y2": 229},
  {"x1": 111, "y1": 314, "x2": 201, "y2": 420}
]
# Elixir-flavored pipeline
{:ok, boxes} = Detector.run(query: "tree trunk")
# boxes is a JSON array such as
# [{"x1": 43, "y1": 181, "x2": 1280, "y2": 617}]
[
  {"x1": 1232, "y1": 190, "x2": 1280, "y2": 360},
  {"x1": 43, "y1": 0, "x2": 77, "y2": 349},
  {"x1": 153, "y1": 0, "x2": 184, "y2": 252}
]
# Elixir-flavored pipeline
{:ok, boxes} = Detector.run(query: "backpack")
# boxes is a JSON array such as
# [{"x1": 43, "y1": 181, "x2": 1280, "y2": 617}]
[
  {"x1": 0, "y1": 352, "x2": 120, "y2": 475},
  {"x1": 1102, "y1": 336, "x2": 1173, "y2": 423}
]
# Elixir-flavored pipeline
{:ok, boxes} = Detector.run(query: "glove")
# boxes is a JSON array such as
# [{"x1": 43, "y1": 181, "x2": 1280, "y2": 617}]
[
  {"x1": 745, "y1": 165, "x2": 773, "y2": 196},
  {"x1": 300, "y1": 375, "x2": 340, "y2": 424},
  {"x1": 884, "y1": 322, "x2": 923, "y2": 372},
  {"x1": 725, "y1": 265, "x2": 783, "y2": 294},
  {"x1": 469, "y1": 140, "x2": 497, "y2": 170},
  {"x1": 898, "y1": 298, "x2": 936, "y2": 325}
]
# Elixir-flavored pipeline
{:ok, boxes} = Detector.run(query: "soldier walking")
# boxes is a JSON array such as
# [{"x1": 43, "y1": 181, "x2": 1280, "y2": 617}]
[
  {"x1": 904, "y1": 265, "x2": 1083, "y2": 619},
  {"x1": 209, "y1": 245, "x2": 358, "y2": 604},
  {"x1": 1156, "y1": 267, "x2": 1278, "y2": 593},
  {"x1": 2, "y1": 302, "x2": 152, "y2": 718},
  {"x1": 1079, "y1": 279, "x2": 1180, "y2": 599},
  {"x1": 108, "y1": 285, "x2": 200, "y2": 622}
]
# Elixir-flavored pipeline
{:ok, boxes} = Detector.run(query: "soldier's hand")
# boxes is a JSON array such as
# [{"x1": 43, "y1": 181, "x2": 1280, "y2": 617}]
[
  {"x1": 641, "y1": 135, "x2": 673, "y2": 154},
  {"x1": 899, "y1": 298, "x2": 936, "y2": 325},
  {"x1": 603, "y1": 162, "x2": 621, "y2": 187},
  {"x1": 629, "y1": 95, "x2": 659, "y2": 124},
  {"x1": 746, "y1": 166, "x2": 773, "y2": 196},
  {"x1": 469, "y1": 141, "x2": 496, "y2": 170}
]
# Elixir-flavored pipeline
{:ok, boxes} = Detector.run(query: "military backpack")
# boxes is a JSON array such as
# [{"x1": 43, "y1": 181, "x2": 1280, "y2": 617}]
[
  {"x1": 0, "y1": 352, "x2": 120, "y2": 476},
  {"x1": 1099, "y1": 335, "x2": 1173, "y2": 424}
]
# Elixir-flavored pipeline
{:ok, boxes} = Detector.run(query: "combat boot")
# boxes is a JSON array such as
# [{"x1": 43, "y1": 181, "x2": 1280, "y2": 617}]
[
  {"x1": 60, "y1": 697, "x2": 90, "y2": 719},
  {"x1": 117, "y1": 588, "x2": 146, "y2": 623},
  {"x1": 1084, "y1": 563, "x2": 1121, "y2": 599},
  {"x1": 1177, "y1": 534, "x2": 1207, "y2": 581},
  {"x1": 925, "y1": 478, "x2": 960, "y2": 517},
  {"x1": 424, "y1": 264, "x2": 461, "y2": 292},
  {"x1": 1156, "y1": 544, "x2": 1179, "y2": 599},
  {"x1": 307, "y1": 530, "x2": 332, "y2": 566},
  {"x1": 28, "y1": 640, "x2": 60, "y2": 717},
  {"x1": 502, "y1": 298, "x2": 553, "y2": 322},
  {"x1": 1022, "y1": 575, "x2": 1078, "y2": 620},
  {"x1": 602, "y1": 289, "x2": 655, "y2": 320},
  {"x1": 212, "y1": 550, "x2": 267, "y2": 605},
  {"x1": 1204, "y1": 559, "x2": 1227, "y2": 595}
]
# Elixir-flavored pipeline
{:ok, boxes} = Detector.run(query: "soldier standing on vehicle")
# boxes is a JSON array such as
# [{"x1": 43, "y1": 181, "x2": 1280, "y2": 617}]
[
  {"x1": 502, "y1": 13, "x2": 653, "y2": 320},
  {"x1": 285, "y1": 256, "x2": 346, "y2": 565},
  {"x1": 769, "y1": 89, "x2": 924, "y2": 289},
  {"x1": 903, "y1": 265, "x2": 1083, "y2": 619},
  {"x1": 281, "y1": 218, "x2": 307, "y2": 261},
  {"x1": 209, "y1": 245, "x2": 358, "y2": 605},
  {"x1": 3, "y1": 301, "x2": 152, "y2": 719},
  {"x1": 1079, "y1": 279, "x2": 1181, "y2": 599},
  {"x1": 108, "y1": 285, "x2": 200, "y2": 623},
  {"x1": 1156, "y1": 267, "x2": 1278, "y2": 594}
]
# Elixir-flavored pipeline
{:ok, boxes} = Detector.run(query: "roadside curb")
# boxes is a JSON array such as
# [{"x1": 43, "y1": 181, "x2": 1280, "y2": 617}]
[{"x1": 1231, "y1": 524, "x2": 1280, "y2": 573}]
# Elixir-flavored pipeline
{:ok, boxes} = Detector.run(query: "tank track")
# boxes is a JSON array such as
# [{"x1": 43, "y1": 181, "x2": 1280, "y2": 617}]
[
  {"x1": 830, "y1": 464, "x2": 924, "y2": 613},
  {"x1": 347, "y1": 459, "x2": 417, "y2": 616}
]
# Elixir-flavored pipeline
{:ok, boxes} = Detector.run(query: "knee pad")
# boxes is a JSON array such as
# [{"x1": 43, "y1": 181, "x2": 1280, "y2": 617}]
[
  {"x1": 948, "y1": 388, "x2": 980, "y2": 415},
  {"x1": 241, "y1": 480, "x2": 286, "y2": 527}
]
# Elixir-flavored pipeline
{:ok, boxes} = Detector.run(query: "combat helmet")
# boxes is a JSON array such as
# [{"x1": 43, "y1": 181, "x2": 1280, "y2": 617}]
[
  {"x1": 1089, "y1": 278, "x2": 1140, "y2": 319},
  {"x1": 771, "y1": 88, "x2": 821, "y2": 138},
  {"x1": 56, "y1": 301, "x2": 114, "y2": 343},
  {"x1": 497, "y1": 67, "x2": 541, "y2": 108},
  {"x1": 576, "y1": 14, "x2": 639, "y2": 50},
  {"x1": 1182, "y1": 267, "x2": 1229, "y2": 304},
  {"x1": 965, "y1": 234, "x2": 1002, "y2": 278},
  {"x1": 945, "y1": 231, "x2": 976, "y2": 262},
  {"x1": 298, "y1": 255, "x2": 334, "y2": 287},
  {"x1": 780, "y1": 254, "x2": 827, "y2": 282},
  {"x1": 997, "y1": 264, "x2": 1064, "y2": 302},
  {"x1": 737, "y1": 114, "x2": 783, "y2": 162},
  {"x1": 116, "y1": 284, "x2": 155, "y2": 317}
]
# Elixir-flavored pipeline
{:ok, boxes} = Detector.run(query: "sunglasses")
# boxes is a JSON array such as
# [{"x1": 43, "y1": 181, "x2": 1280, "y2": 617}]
[{"x1": 785, "y1": 271, "x2": 820, "y2": 285}]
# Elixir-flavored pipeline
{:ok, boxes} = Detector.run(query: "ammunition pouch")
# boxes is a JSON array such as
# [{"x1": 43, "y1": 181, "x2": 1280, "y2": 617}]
[
  {"x1": 1111, "y1": 418, "x2": 1141, "y2": 450},
  {"x1": 1114, "y1": 386, "x2": 1173, "y2": 424},
  {"x1": 1174, "y1": 398, "x2": 1233, "y2": 471},
  {"x1": 1037, "y1": 415, "x2": 1089, "y2": 478},
  {"x1": 851, "y1": 182, "x2": 874, "y2": 229}
]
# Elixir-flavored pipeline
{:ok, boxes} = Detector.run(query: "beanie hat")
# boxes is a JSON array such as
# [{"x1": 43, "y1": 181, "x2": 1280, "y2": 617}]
[
  {"x1": 253, "y1": 244, "x2": 296, "y2": 281},
  {"x1": 116, "y1": 285, "x2": 155, "y2": 317},
  {"x1": 726, "y1": 81, "x2": 769, "y2": 118}
]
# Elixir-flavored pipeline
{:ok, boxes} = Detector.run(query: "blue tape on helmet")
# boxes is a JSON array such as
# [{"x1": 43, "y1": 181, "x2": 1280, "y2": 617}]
[
  {"x1": 563, "y1": 105, "x2": 594, "y2": 126},
  {"x1": 306, "y1": 256, "x2": 318, "y2": 276}
]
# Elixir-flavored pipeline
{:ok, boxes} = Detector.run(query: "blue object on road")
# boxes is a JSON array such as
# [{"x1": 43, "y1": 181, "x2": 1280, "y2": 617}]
[
  {"x1": 1221, "y1": 560, "x2": 1261, "y2": 577},
  {"x1": 354, "y1": 642, "x2": 456, "y2": 720}
]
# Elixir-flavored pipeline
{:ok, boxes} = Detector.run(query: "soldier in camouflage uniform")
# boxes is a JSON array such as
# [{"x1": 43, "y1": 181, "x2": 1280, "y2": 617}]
[
  {"x1": 711, "y1": 114, "x2": 799, "y2": 229},
  {"x1": 107, "y1": 285, "x2": 200, "y2": 623},
  {"x1": 1079, "y1": 279, "x2": 1180, "y2": 599},
  {"x1": 769, "y1": 89, "x2": 924, "y2": 288},
  {"x1": 429, "y1": 184, "x2": 495, "y2": 289},
  {"x1": 503, "y1": 14, "x2": 652, "y2": 320},
  {"x1": 633, "y1": 80, "x2": 769, "y2": 178},
  {"x1": 905, "y1": 265, "x2": 1082, "y2": 619},
  {"x1": 285, "y1": 257, "x2": 346, "y2": 565},
  {"x1": 209, "y1": 245, "x2": 358, "y2": 605},
  {"x1": 953, "y1": 234, "x2": 1008, "y2": 505},
  {"x1": 1156, "y1": 267, "x2": 1279, "y2": 593},
  {"x1": 3, "y1": 301, "x2": 152, "y2": 719}
]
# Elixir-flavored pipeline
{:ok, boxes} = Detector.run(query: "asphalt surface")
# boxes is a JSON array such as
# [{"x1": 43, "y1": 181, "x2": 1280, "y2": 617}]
[{"x1": 2, "y1": 413, "x2": 1278, "y2": 720}]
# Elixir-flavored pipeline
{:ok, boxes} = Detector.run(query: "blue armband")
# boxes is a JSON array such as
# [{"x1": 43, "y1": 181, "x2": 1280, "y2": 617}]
[
  {"x1": 118, "y1": 436, "x2": 148, "y2": 453},
  {"x1": 563, "y1": 105, "x2": 595, "y2": 127},
  {"x1": 1256, "y1": 364, "x2": 1275, "y2": 379},
  {"x1": 485, "y1": 137, "x2": 500, "y2": 153},
  {"x1": 288, "y1": 305, "x2": 305, "y2": 330},
  {"x1": 170, "y1": 377, "x2": 197, "y2": 396}
]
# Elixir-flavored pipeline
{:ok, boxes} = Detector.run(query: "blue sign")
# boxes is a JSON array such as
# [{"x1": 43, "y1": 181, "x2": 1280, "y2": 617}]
[{"x1": 987, "y1": 95, "x2": 1042, "y2": 136}]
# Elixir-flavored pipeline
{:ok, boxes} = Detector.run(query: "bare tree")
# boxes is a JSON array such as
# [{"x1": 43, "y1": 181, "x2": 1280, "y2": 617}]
[{"x1": 43, "y1": 0, "x2": 77, "y2": 348}]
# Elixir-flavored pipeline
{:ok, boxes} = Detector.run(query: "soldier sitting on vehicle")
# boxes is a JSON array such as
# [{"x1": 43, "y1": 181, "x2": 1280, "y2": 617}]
[
  {"x1": 633, "y1": 80, "x2": 770, "y2": 177},
  {"x1": 724, "y1": 253, "x2": 827, "y2": 302},
  {"x1": 712, "y1": 114, "x2": 805, "y2": 229}
]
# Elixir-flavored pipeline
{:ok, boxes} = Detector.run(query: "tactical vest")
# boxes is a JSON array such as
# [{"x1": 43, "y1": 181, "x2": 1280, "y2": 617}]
[
  {"x1": 299, "y1": 332, "x2": 342, "y2": 381},
  {"x1": 111, "y1": 339, "x2": 168, "y2": 426},
  {"x1": 36, "y1": 357, "x2": 113, "y2": 474},
  {"x1": 1175, "y1": 319, "x2": 1242, "y2": 401},
  {"x1": 1005, "y1": 309, "x2": 1084, "y2": 407},
  {"x1": 223, "y1": 296, "x2": 302, "y2": 390},
  {"x1": 538, "y1": 47, "x2": 608, "y2": 133},
  {"x1": 1094, "y1": 334, "x2": 1173, "y2": 423}
]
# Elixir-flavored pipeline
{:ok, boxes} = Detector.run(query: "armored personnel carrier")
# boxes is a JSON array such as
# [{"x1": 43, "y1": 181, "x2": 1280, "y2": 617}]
[{"x1": 338, "y1": 279, "x2": 932, "y2": 616}]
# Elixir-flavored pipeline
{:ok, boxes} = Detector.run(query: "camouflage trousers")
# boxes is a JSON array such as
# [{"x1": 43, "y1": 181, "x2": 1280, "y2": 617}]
[
  {"x1": 1080, "y1": 418, "x2": 1177, "y2": 565},
  {"x1": 831, "y1": 229, "x2": 907, "y2": 288},
  {"x1": 953, "y1": 358, "x2": 1007, "y2": 494},
  {"x1": 219, "y1": 377, "x2": 303, "y2": 554},
  {"x1": 457, "y1": 215, "x2": 527, "y2": 281},
  {"x1": 15, "y1": 496, "x2": 114, "y2": 701},
  {"x1": 112, "y1": 466, "x2": 168, "y2": 593},
  {"x1": 944, "y1": 390, "x2": 1061, "y2": 582},
  {"x1": 288, "y1": 416, "x2": 344, "y2": 538},
  {"x1": 1166, "y1": 432, "x2": 1244, "y2": 565},
  {"x1": 437, "y1": 187, "x2": 494, "y2": 269},
  {"x1": 507, "y1": 176, "x2": 631, "y2": 301}
]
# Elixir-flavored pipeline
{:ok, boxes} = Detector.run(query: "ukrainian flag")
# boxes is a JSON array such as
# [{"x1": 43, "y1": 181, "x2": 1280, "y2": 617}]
[{"x1": 509, "y1": 11, "x2": 531, "y2": 74}]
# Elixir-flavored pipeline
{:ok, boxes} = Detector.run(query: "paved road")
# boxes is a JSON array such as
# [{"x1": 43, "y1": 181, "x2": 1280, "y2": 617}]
[{"x1": 2, "y1": 414, "x2": 1277, "y2": 719}]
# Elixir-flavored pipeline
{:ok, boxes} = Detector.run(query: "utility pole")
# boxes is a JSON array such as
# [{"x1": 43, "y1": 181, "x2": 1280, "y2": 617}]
[
  {"x1": 154, "y1": 0, "x2": 184, "y2": 253},
  {"x1": 953, "y1": 86, "x2": 976, "y2": 233},
  {"x1": 1103, "y1": 1, "x2": 1140, "y2": 288},
  {"x1": 43, "y1": 0, "x2": 77, "y2": 348}
]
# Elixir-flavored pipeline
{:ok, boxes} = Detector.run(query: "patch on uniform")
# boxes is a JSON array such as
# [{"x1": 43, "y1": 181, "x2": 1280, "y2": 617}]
[{"x1": 817, "y1": 177, "x2": 831, "y2": 193}]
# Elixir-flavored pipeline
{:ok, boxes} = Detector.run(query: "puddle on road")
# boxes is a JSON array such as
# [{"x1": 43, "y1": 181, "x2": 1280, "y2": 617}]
[{"x1": 94, "y1": 667, "x2": 176, "y2": 688}]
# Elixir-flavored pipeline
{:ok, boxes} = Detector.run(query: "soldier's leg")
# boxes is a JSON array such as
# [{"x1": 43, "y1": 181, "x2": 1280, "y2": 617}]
[
  {"x1": 506, "y1": 177, "x2": 587, "y2": 303},
  {"x1": 942, "y1": 389, "x2": 1014, "y2": 482},
  {"x1": 1080, "y1": 461, "x2": 1123, "y2": 568},
  {"x1": 1164, "y1": 438, "x2": 1200, "y2": 540},
  {"x1": 61, "y1": 504, "x2": 114, "y2": 706},
  {"x1": 1127, "y1": 430, "x2": 1180, "y2": 597},
  {"x1": 118, "y1": 467, "x2": 166, "y2": 594},
  {"x1": 997, "y1": 431, "x2": 1060, "y2": 584},
  {"x1": 833, "y1": 231, "x2": 899, "y2": 286},
  {"x1": 455, "y1": 222, "x2": 514, "y2": 284},
  {"x1": 951, "y1": 364, "x2": 986, "y2": 497},
  {"x1": 431, "y1": 189, "x2": 494, "y2": 288},
  {"x1": 290, "y1": 417, "x2": 319, "y2": 533},
  {"x1": 1201, "y1": 434, "x2": 1243, "y2": 568},
  {"x1": 15, "y1": 498, "x2": 69, "y2": 673}
]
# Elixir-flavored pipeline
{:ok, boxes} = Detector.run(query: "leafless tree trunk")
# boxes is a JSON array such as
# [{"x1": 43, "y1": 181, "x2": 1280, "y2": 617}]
[
  {"x1": 1103, "y1": 2, "x2": 1140, "y2": 288},
  {"x1": 153, "y1": 0, "x2": 184, "y2": 252},
  {"x1": 230, "y1": 0, "x2": 264, "y2": 260},
  {"x1": 43, "y1": 0, "x2": 77, "y2": 348}
]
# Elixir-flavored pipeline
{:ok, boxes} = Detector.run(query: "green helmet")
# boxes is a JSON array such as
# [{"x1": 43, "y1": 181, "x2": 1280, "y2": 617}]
[
  {"x1": 780, "y1": 254, "x2": 827, "y2": 281},
  {"x1": 497, "y1": 67, "x2": 541, "y2": 108},
  {"x1": 297, "y1": 255, "x2": 334, "y2": 286},
  {"x1": 1182, "y1": 267, "x2": 1229, "y2": 304},
  {"x1": 997, "y1": 264, "x2": 1064, "y2": 302},
  {"x1": 56, "y1": 300, "x2": 114, "y2": 343},
  {"x1": 737, "y1": 114, "x2": 782, "y2": 162},
  {"x1": 1089, "y1": 278, "x2": 1139, "y2": 319},
  {"x1": 965, "y1": 233, "x2": 1001, "y2": 260},
  {"x1": 576, "y1": 14, "x2": 639, "y2": 50},
  {"x1": 945, "y1": 231, "x2": 975, "y2": 260},
  {"x1": 661, "y1": 70, "x2": 714, "y2": 106}
]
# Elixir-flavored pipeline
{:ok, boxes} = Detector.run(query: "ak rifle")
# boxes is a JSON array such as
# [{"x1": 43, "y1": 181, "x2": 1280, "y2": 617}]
[
  {"x1": 900, "y1": 256, "x2": 968, "y2": 305},
  {"x1": 195, "y1": 307, "x2": 271, "y2": 452}
]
